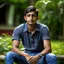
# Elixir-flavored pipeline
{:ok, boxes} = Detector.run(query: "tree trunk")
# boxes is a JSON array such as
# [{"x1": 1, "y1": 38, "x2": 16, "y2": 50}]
[{"x1": 7, "y1": 4, "x2": 15, "y2": 26}]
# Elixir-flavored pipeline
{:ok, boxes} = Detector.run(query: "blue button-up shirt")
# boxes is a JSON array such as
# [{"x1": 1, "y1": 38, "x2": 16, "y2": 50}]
[{"x1": 12, "y1": 22, "x2": 50, "y2": 52}]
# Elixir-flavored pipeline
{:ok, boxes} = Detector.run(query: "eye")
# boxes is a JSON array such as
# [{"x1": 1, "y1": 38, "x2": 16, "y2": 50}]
[
  {"x1": 32, "y1": 14, "x2": 36, "y2": 17},
  {"x1": 27, "y1": 14, "x2": 30, "y2": 17},
  {"x1": 26, "y1": 14, "x2": 36, "y2": 17}
]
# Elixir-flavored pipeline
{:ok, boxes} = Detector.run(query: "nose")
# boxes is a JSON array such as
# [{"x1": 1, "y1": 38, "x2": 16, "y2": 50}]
[{"x1": 30, "y1": 15, "x2": 33, "y2": 20}]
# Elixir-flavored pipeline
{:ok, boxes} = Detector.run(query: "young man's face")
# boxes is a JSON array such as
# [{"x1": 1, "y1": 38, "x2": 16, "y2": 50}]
[{"x1": 24, "y1": 11, "x2": 38, "y2": 25}]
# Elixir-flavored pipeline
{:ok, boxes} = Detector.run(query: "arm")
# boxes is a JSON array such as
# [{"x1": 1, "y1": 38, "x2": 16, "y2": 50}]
[
  {"x1": 39, "y1": 25, "x2": 51, "y2": 56},
  {"x1": 12, "y1": 40, "x2": 26, "y2": 56},
  {"x1": 40, "y1": 40, "x2": 51, "y2": 56},
  {"x1": 12, "y1": 40, "x2": 32, "y2": 61},
  {"x1": 12, "y1": 27, "x2": 32, "y2": 62}
]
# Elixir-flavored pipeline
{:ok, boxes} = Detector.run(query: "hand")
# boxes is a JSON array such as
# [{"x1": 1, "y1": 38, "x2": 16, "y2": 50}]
[
  {"x1": 24, "y1": 53, "x2": 32, "y2": 62},
  {"x1": 28, "y1": 55, "x2": 40, "y2": 64}
]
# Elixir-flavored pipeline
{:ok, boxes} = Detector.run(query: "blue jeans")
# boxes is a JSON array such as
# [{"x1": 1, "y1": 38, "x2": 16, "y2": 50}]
[{"x1": 5, "y1": 51, "x2": 57, "y2": 64}]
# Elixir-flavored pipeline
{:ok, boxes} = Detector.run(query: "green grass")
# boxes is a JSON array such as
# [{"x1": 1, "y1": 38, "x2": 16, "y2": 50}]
[{"x1": 51, "y1": 40, "x2": 64, "y2": 55}]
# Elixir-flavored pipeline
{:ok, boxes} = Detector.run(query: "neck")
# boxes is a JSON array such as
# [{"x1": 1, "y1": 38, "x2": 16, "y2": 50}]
[{"x1": 27, "y1": 24, "x2": 36, "y2": 32}]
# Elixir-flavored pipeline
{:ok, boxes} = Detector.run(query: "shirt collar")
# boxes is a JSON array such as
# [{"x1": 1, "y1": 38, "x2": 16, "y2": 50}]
[
  {"x1": 24, "y1": 23, "x2": 28, "y2": 32},
  {"x1": 23, "y1": 23, "x2": 40, "y2": 32}
]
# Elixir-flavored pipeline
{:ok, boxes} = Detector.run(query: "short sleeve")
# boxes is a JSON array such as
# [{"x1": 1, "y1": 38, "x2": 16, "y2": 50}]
[
  {"x1": 12, "y1": 28, "x2": 20, "y2": 41},
  {"x1": 41, "y1": 26, "x2": 50, "y2": 40}
]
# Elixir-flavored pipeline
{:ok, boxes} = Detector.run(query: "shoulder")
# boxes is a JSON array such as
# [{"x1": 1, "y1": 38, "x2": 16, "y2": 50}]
[
  {"x1": 37, "y1": 22, "x2": 49, "y2": 30},
  {"x1": 14, "y1": 23, "x2": 25, "y2": 31},
  {"x1": 13, "y1": 23, "x2": 26, "y2": 34}
]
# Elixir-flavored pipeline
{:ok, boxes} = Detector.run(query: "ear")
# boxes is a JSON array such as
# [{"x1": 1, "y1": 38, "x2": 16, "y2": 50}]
[
  {"x1": 24, "y1": 16, "x2": 26, "y2": 21},
  {"x1": 37, "y1": 16, "x2": 39, "y2": 20}
]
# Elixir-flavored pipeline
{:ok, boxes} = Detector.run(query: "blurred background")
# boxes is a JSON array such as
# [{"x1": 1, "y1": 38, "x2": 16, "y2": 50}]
[
  {"x1": 0, "y1": 0, "x2": 64, "y2": 64},
  {"x1": 0, "y1": 0, "x2": 38, "y2": 36},
  {"x1": 0, "y1": 0, "x2": 64, "y2": 40}
]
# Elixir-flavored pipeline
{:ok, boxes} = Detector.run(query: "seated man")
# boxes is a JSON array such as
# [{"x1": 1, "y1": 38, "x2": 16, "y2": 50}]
[{"x1": 5, "y1": 6, "x2": 57, "y2": 64}]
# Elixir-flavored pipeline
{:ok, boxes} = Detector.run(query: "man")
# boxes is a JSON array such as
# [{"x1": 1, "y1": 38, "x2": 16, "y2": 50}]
[{"x1": 5, "y1": 6, "x2": 57, "y2": 64}]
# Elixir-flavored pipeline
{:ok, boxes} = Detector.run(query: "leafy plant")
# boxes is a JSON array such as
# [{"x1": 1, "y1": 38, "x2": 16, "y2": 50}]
[
  {"x1": 36, "y1": 0, "x2": 63, "y2": 40},
  {"x1": 0, "y1": 34, "x2": 64, "y2": 56},
  {"x1": 51, "y1": 40, "x2": 64, "y2": 55},
  {"x1": 0, "y1": 33, "x2": 12, "y2": 54},
  {"x1": 0, "y1": 33, "x2": 24, "y2": 55}
]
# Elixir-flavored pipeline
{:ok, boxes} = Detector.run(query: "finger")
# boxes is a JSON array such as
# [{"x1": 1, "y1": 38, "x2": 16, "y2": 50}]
[
  {"x1": 30, "y1": 59, "x2": 35, "y2": 64},
  {"x1": 30, "y1": 60, "x2": 36, "y2": 64},
  {"x1": 28, "y1": 56, "x2": 33, "y2": 62},
  {"x1": 29, "y1": 58, "x2": 34, "y2": 63},
  {"x1": 28, "y1": 57, "x2": 34, "y2": 63},
  {"x1": 28, "y1": 57, "x2": 36, "y2": 64}
]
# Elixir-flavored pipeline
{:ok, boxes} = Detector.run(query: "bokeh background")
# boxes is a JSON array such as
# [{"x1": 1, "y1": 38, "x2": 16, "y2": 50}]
[{"x1": 0, "y1": 0, "x2": 64, "y2": 64}]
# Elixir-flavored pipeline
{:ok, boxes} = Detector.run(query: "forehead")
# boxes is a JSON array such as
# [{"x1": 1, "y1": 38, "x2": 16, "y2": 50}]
[{"x1": 26, "y1": 11, "x2": 36, "y2": 15}]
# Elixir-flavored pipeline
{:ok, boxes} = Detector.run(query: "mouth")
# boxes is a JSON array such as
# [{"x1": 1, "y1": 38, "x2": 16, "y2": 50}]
[
  {"x1": 28, "y1": 21, "x2": 34, "y2": 25},
  {"x1": 29, "y1": 20, "x2": 33, "y2": 23}
]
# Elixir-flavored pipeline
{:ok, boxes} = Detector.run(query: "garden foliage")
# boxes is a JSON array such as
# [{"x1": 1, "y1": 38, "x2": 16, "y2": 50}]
[{"x1": 0, "y1": 34, "x2": 64, "y2": 55}]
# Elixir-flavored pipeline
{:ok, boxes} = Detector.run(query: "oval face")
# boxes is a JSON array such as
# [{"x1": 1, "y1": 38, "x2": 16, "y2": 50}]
[{"x1": 24, "y1": 11, "x2": 38, "y2": 25}]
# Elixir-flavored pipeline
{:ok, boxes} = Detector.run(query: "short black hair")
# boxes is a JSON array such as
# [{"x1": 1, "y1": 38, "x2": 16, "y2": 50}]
[{"x1": 24, "y1": 6, "x2": 38, "y2": 16}]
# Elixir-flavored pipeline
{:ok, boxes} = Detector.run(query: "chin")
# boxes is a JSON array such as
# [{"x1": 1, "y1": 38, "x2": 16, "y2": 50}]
[
  {"x1": 29, "y1": 24, "x2": 33, "y2": 25},
  {"x1": 29, "y1": 23, "x2": 33, "y2": 24},
  {"x1": 28, "y1": 23, "x2": 33, "y2": 25}
]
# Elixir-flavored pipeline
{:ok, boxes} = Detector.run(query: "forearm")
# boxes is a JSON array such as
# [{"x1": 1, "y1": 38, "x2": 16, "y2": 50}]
[
  {"x1": 40, "y1": 40, "x2": 51, "y2": 56},
  {"x1": 12, "y1": 47, "x2": 27, "y2": 57},
  {"x1": 40, "y1": 48, "x2": 51, "y2": 56},
  {"x1": 12, "y1": 40, "x2": 28, "y2": 57}
]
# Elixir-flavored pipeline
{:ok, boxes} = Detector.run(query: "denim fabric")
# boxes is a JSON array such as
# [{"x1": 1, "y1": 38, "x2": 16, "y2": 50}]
[{"x1": 5, "y1": 51, "x2": 57, "y2": 64}]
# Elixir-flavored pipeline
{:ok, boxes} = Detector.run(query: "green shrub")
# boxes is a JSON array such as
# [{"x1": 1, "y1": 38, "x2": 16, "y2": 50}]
[
  {"x1": 51, "y1": 40, "x2": 64, "y2": 55},
  {"x1": 0, "y1": 34, "x2": 12, "y2": 54},
  {"x1": 0, "y1": 34, "x2": 64, "y2": 55},
  {"x1": 0, "y1": 34, "x2": 23, "y2": 55}
]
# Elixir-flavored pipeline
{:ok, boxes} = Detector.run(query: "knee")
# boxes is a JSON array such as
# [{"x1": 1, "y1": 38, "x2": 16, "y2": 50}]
[
  {"x1": 46, "y1": 53, "x2": 57, "y2": 60},
  {"x1": 5, "y1": 51, "x2": 15, "y2": 59}
]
